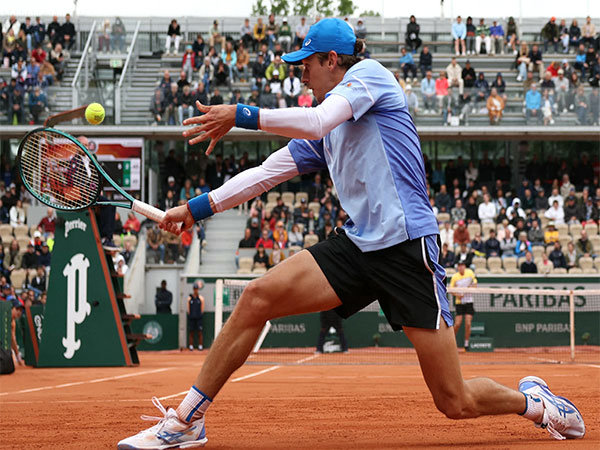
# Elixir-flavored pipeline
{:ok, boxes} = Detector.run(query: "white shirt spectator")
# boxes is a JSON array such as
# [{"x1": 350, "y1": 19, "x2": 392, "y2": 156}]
[
  {"x1": 9, "y1": 205, "x2": 26, "y2": 227},
  {"x1": 283, "y1": 76, "x2": 301, "y2": 97},
  {"x1": 296, "y1": 21, "x2": 310, "y2": 41},
  {"x1": 548, "y1": 193, "x2": 564, "y2": 208},
  {"x1": 478, "y1": 201, "x2": 496, "y2": 223},
  {"x1": 440, "y1": 226, "x2": 454, "y2": 248},
  {"x1": 544, "y1": 204, "x2": 565, "y2": 225}
]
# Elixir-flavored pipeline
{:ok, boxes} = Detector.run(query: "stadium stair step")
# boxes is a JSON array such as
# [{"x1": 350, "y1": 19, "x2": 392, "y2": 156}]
[{"x1": 198, "y1": 209, "x2": 247, "y2": 274}]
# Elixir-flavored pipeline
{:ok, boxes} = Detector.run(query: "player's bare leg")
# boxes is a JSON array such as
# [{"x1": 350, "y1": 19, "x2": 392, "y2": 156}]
[
  {"x1": 404, "y1": 322, "x2": 585, "y2": 439},
  {"x1": 405, "y1": 321, "x2": 527, "y2": 418},
  {"x1": 452, "y1": 315, "x2": 463, "y2": 335},
  {"x1": 463, "y1": 314, "x2": 473, "y2": 348},
  {"x1": 194, "y1": 250, "x2": 341, "y2": 397}
]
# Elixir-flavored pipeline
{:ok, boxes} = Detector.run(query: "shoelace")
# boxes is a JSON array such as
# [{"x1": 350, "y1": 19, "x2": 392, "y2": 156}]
[
  {"x1": 139, "y1": 397, "x2": 171, "y2": 433},
  {"x1": 539, "y1": 401, "x2": 567, "y2": 440}
]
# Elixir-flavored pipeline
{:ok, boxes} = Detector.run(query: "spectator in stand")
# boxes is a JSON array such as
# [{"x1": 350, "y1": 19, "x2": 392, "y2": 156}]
[
  {"x1": 191, "y1": 35, "x2": 206, "y2": 70},
  {"x1": 98, "y1": 19, "x2": 111, "y2": 53},
  {"x1": 465, "y1": 17, "x2": 476, "y2": 55},
  {"x1": 61, "y1": 14, "x2": 76, "y2": 51},
  {"x1": 2, "y1": 29, "x2": 17, "y2": 68},
  {"x1": 221, "y1": 41, "x2": 237, "y2": 71},
  {"x1": 520, "y1": 251, "x2": 537, "y2": 273},
  {"x1": 454, "y1": 220, "x2": 470, "y2": 247},
  {"x1": 574, "y1": 43, "x2": 587, "y2": 78},
  {"x1": 355, "y1": 19, "x2": 367, "y2": 40},
  {"x1": 514, "y1": 232, "x2": 532, "y2": 258},
  {"x1": 545, "y1": 199, "x2": 565, "y2": 224},
  {"x1": 400, "y1": 84, "x2": 418, "y2": 118},
  {"x1": 528, "y1": 44, "x2": 545, "y2": 78},
  {"x1": 549, "y1": 241, "x2": 567, "y2": 269},
  {"x1": 439, "y1": 242, "x2": 455, "y2": 268},
  {"x1": 272, "y1": 220, "x2": 288, "y2": 249},
  {"x1": 436, "y1": 184, "x2": 451, "y2": 212},
  {"x1": 256, "y1": 228, "x2": 274, "y2": 249},
  {"x1": 259, "y1": 83, "x2": 276, "y2": 109},
  {"x1": 405, "y1": 15, "x2": 421, "y2": 52},
  {"x1": 576, "y1": 229, "x2": 594, "y2": 259},
  {"x1": 150, "y1": 89, "x2": 165, "y2": 125},
  {"x1": 554, "y1": 69, "x2": 569, "y2": 113},
  {"x1": 486, "y1": 87, "x2": 504, "y2": 124},
  {"x1": 49, "y1": 42, "x2": 69, "y2": 82},
  {"x1": 228, "y1": 88, "x2": 244, "y2": 106},
  {"x1": 239, "y1": 228, "x2": 257, "y2": 248},
  {"x1": 527, "y1": 219, "x2": 544, "y2": 246},
  {"x1": 208, "y1": 20, "x2": 225, "y2": 50},
  {"x1": 158, "y1": 70, "x2": 172, "y2": 95},
  {"x1": 574, "y1": 85, "x2": 589, "y2": 125},
  {"x1": 282, "y1": 67, "x2": 301, "y2": 107},
  {"x1": 541, "y1": 89, "x2": 555, "y2": 125},
  {"x1": 515, "y1": 42, "x2": 530, "y2": 81},
  {"x1": 253, "y1": 244, "x2": 269, "y2": 270},
  {"x1": 241, "y1": 18, "x2": 254, "y2": 51},
  {"x1": 123, "y1": 212, "x2": 140, "y2": 235},
  {"x1": 491, "y1": 72, "x2": 507, "y2": 101},
  {"x1": 251, "y1": 51, "x2": 268, "y2": 90},
  {"x1": 155, "y1": 280, "x2": 172, "y2": 314},
  {"x1": 182, "y1": 45, "x2": 196, "y2": 83},
  {"x1": 525, "y1": 83, "x2": 542, "y2": 124},
  {"x1": 37, "y1": 208, "x2": 56, "y2": 237},
  {"x1": 435, "y1": 71, "x2": 449, "y2": 112},
  {"x1": 421, "y1": 70, "x2": 436, "y2": 113},
  {"x1": 20, "y1": 17, "x2": 34, "y2": 51},
  {"x1": 478, "y1": 193, "x2": 496, "y2": 223},
  {"x1": 489, "y1": 20, "x2": 505, "y2": 55},
  {"x1": 265, "y1": 14, "x2": 279, "y2": 51},
  {"x1": 541, "y1": 17, "x2": 559, "y2": 53},
  {"x1": 111, "y1": 17, "x2": 126, "y2": 53},
  {"x1": 28, "y1": 86, "x2": 47, "y2": 124},
  {"x1": 32, "y1": 17, "x2": 46, "y2": 47},
  {"x1": 558, "y1": 19, "x2": 570, "y2": 54},
  {"x1": 265, "y1": 54, "x2": 286, "y2": 84},
  {"x1": 233, "y1": 43, "x2": 249, "y2": 82},
  {"x1": 475, "y1": 18, "x2": 491, "y2": 55},
  {"x1": 500, "y1": 228, "x2": 517, "y2": 257},
  {"x1": 567, "y1": 20, "x2": 581, "y2": 52},
  {"x1": 461, "y1": 59, "x2": 476, "y2": 91},
  {"x1": 214, "y1": 59, "x2": 231, "y2": 90},
  {"x1": 580, "y1": 16, "x2": 596, "y2": 48},
  {"x1": 47, "y1": 15, "x2": 61, "y2": 46},
  {"x1": 279, "y1": 18, "x2": 292, "y2": 52},
  {"x1": 198, "y1": 57, "x2": 214, "y2": 92},
  {"x1": 163, "y1": 83, "x2": 179, "y2": 125},
  {"x1": 470, "y1": 232, "x2": 485, "y2": 257},
  {"x1": 473, "y1": 72, "x2": 489, "y2": 109},
  {"x1": 565, "y1": 242, "x2": 578, "y2": 269},
  {"x1": 446, "y1": 57, "x2": 463, "y2": 94},
  {"x1": 8, "y1": 83, "x2": 25, "y2": 124},
  {"x1": 439, "y1": 221, "x2": 454, "y2": 248},
  {"x1": 419, "y1": 45, "x2": 433, "y2": 78},
  {"x1": 452, "y1": 16, "x2": 466, "y2": 56},
  {"x1": 399, "y1": 47, "x2": 417, "y2": 82},
  {"x1": 295, "y1": 16, "x2": 309, "y2": 47},
  {"x1": 506, "y1": 17, "x2": 519, "y2": 54}
]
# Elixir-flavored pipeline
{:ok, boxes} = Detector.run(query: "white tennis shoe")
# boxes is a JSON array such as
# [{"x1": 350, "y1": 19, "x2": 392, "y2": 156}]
[
  {"x1": 518, "y1": 376, "x2": 585, "y2": 440},
  {"x1": 117, "y1": 397, "x2": 207, "y2": 449}
]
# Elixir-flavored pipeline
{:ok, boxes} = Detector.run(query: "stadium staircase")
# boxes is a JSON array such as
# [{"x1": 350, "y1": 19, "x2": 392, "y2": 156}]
[
  {"x1": 120, "y1": 57, "x2": 163, "y2": 125},
  {"x1": 199, "y1": 209, "x2": 247, "y2": 274}
]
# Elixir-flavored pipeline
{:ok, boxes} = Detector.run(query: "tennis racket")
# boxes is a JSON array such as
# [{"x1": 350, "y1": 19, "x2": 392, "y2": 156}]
[{"x1": 18, "y1": 127, "x2": 167, "y2": 224}]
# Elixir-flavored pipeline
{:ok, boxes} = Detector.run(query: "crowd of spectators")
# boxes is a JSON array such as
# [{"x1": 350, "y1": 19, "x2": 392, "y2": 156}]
[
  {"x1": 1, "y1": 14, "x2": 80, "y2": 124},
  {"x1": 399, "y1": 15, "x2": 599, "y2": 126}
]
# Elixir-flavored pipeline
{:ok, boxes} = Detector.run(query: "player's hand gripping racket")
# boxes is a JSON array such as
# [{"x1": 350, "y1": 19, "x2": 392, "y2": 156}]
[{"x1": 18, "y1": 127, "x2": 167, "y2": 224}]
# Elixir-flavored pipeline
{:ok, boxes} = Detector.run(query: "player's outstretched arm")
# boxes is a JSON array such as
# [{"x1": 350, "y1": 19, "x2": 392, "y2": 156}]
[
  {"x1": 182, "y1": 95, "x2": 352, "y2": 151},
  {"x1": 159, "y1": 147, "x2": 300, "y2": 234}
]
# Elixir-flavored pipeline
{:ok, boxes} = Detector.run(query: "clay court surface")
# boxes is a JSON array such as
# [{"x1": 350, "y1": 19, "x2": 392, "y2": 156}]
[{"x1": 1, "y1": 351, "x2": 598, "y2": 449}]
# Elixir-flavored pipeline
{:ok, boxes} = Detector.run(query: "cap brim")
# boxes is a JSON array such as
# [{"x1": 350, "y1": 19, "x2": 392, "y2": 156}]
[{"x1": 282, "y1": 48, "x2": 315, "y2": 65}]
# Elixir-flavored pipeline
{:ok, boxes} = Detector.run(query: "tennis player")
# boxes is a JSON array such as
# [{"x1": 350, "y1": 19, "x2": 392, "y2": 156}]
[{"x1": 118, "y1": 18, "x2": 584, "y2": 449}]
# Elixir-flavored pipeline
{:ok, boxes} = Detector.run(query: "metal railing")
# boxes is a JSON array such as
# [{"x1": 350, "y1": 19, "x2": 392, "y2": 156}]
[
  {"x1": 71, "y1": 21, "x2": 97, "y2": 109},
  {"x1": 115, "y1": 21, "x2": 141, "y2": 124}
]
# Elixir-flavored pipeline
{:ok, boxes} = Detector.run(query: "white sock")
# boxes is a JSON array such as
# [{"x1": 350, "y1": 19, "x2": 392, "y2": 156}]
[
  {"x1": 520, "y1": 393, "x2": 544, "y2": 423},
  {"x1": 463, "y1": 340, "x2": 469, "y2": 347},
  {"x1": 176, "y1": 386, "x2": 212, "y2": 423}
]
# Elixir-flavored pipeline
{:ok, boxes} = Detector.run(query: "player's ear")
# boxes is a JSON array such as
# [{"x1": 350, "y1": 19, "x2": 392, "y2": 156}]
[{"x1": 328, "y1": 51, "x2": 338, "y2": 70}]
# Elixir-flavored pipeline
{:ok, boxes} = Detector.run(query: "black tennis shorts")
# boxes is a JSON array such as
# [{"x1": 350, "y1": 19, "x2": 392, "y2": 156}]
[
  {"x1": 455, "y1": 303, "x2": 475, "y2": 316},
  {"x1": 307, "y1": 229, "x2": 451, "y2": 330},
  {"x1": 188, "y1": 317, "x2": 203, "y2": 331}
]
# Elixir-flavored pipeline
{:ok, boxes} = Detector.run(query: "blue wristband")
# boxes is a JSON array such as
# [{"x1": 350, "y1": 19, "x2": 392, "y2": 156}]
[
  {"x1": 187, "y1": 193, "x2": 214, "y2": 222},
  {"x1": 235, "y1": 103, "x2": 259, "y2": 130}
]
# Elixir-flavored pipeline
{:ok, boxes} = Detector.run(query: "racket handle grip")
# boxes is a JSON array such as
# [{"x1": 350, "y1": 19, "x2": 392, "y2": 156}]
[{"x1": 132, "y1": 200, "x2": 166, "y2": 223}]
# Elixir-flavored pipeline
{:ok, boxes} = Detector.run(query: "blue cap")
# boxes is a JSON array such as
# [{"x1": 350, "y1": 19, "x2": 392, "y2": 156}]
[{"x1": 283, "y1": 18, "x2": 356, "y2": 65}]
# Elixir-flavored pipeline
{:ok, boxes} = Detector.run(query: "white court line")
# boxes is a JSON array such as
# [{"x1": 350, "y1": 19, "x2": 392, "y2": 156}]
[
  {"x1": 294, "y1": 354, "x2": 319, "y2": 364},
  {"x1": 230, "y1": 365, "x2": 281, "y2": 383},
  {"x1": 159, "y1": 390, "x2": 189, "y2": 401},
  {"x1": 0, "y1": 367, "x2": 172, "y2": 396},
  {"x1": 528, "y1": 357, "x2": 600, "y2": 368}
]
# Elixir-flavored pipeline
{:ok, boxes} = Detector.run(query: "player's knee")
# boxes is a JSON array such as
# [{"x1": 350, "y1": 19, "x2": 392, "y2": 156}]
[{"x1": 235, "y1": 280, "x2": 273, "y2": 325}]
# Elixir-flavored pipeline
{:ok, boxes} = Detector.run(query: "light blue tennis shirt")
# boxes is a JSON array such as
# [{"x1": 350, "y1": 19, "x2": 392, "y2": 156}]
[{"x1": 288, "y1": 59, "x2": 439, "y2": 252}]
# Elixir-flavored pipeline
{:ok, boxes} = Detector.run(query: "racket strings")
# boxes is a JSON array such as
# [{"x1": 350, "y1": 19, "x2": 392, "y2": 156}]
[{"x1": 20, "y1": 131, "x2": 101, "y2": 209}]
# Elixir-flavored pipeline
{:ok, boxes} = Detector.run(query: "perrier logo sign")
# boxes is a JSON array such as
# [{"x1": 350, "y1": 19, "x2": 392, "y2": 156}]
[{"x1": 62, "y1": 254, "x2": 91, "y2": 359}]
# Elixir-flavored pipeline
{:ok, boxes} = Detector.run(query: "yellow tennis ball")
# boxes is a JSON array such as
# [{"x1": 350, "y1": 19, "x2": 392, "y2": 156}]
[{"x1": 85, "y1": 103, "x2": 105, "y2": 125}]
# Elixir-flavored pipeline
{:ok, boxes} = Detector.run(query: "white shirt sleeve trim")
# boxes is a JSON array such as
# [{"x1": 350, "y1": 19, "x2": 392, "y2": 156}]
[{"x1": 210, "y1": 146, "x2": 299, "y2": 213}]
